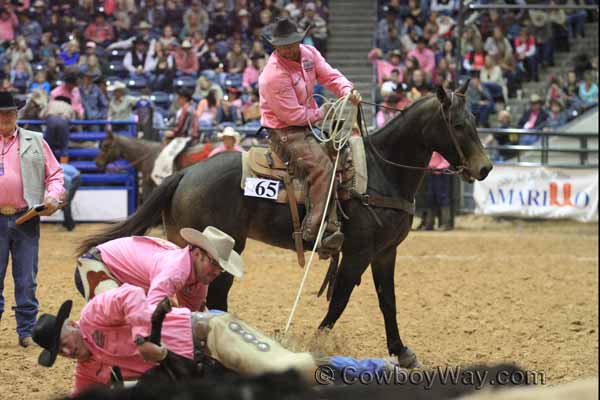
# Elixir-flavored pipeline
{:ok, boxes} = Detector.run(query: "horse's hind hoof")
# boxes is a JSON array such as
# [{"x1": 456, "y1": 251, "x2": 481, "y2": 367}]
[{"x1": 396, "y1": 347, "x2": 422, "y2": 369}]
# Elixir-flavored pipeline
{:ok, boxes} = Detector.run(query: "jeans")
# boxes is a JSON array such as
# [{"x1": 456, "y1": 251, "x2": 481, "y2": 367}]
[
  {"x1": 328, "y1": 356, "x2": 391, "y2": 378},
  {"x1": 45, "y1": 115, "x2": 70, "y2": 158},
  {"x1": 470, "y1": 101, "x2": 495, "y2": 127},
  {"x1": 63, "y1": 175, "x2": 81, "y2": 231},
  {"x1": 0, "y1": 212, "x2": 40, "y2": 338},
  {"x1": 482, "y1": 82, "x2": 504, "y2": 102},
  {"x1": 427, "y1": 175, "x2": 451, "y2": 208}
]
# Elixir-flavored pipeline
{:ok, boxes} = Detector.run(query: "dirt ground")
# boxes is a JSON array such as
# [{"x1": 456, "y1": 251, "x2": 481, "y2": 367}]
[{"x1": 0, "y1": 216, "x2": 597, "y2": 399}]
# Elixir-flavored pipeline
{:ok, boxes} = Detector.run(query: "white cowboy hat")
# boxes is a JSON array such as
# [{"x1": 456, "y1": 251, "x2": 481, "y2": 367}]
[
  {"x1": 180, "y1": 226, "x2": 244, "y2": 278},
  {"x1": 107, "y1": 81, "x2": 127, "y2": 92},
  {"x1": 218, "y1": 126, "x2": 241, "y2": 141}
]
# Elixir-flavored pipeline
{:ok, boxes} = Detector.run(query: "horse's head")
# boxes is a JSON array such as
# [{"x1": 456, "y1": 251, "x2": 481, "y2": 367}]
[
  {"x1": 95, "y1": 131, "x2": 121, "y2": 170},
  {"x1": 427, "y1": 81, "x2": 493, "y2": 181}
]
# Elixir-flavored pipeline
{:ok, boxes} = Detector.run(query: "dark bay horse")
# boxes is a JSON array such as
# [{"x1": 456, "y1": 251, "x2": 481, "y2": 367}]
[
  {"x1": 79, "y1": 83, "x2": 492, "y2": 368},
  {"x1": 95, "y1": 132, "x2": 213, "y2": 201}
]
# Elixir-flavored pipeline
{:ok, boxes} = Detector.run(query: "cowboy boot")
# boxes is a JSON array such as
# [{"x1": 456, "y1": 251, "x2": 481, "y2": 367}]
[
  {"x1": 439, "y1": 207, "x2": 453, "y2": 231},
  {"x1": 419, "y1": 209, "x2": 435, "y2": 231},
  {"x1": 318, "y1": 203, "x2": 344, "y2": 259}
]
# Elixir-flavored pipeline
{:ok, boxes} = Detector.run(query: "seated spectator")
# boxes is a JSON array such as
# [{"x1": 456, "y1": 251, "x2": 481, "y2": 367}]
[
  {"x1": 194, "y1": 75, "x2": 223, "y2": 100},
  {"x1": 40, "y1": 95, "x2": 75, "y2": 162},
  {"x1": 84, "y1": 10, "x2": 115, "y2": 47},
  {"x1": 466, "y1": 71, "x2": 494, "y2": 127},
  {"x1": 45, "y1": 11, "x2": 67, "y2": 45},
  {"x1": 484, "y1": 26, "x2": 513, "y2": 62},
  {"x1": 241, "y1": 88, "x2": 261, "y2": 124},
  {"x1": 403, "y1": 56, "x2": 420, "y2": 84},
  {"x1": 432, "y1": 58, "x2": 455, "y2": 89},
  {"x1": 545, "y1": 75, "x2": 568, "y2": 106},
  {"x1": 462, "y1": 40, "x2": 486, "y2": 74},
  {"x1": 436, "y1": 39, "x2": 458, "y2": 73},
  {"x1": 544, "y1": 99, "x2": 568, "y2": 130},
  {"x1": 549, "y1": 1, "x2": 570, "y2": 52},
  {"x1": 0, "y1": 78, "x2": 17, "y2": 93},
  {"x1": 242, "y1": 53, "x2": 264, "y2": 92},
  {"x1": 183, "y1": 0, "x2": 210, "y2": 36},
  {"x1": 399, "y1": 16, "x2": 423, "y2": 52},
  {"x1": 407, "y1": 36, "x2": 435, "y2": 78},
  {"x1": 165, "y1": 89, "x2": 198, "y2": 139},
  {"x1": 460, "y1": 26, "x2": 482, "y2": 57},
  {"x1": 236, "y1": 9, "x2": 253, "y2": 45},
  {"x1": 378, "y1": 26, "x2": 403, "y2": 56},
  {"x1": 113, "y1": 10, "x2": 132, "y2": 40},
  {"x1": 107, "y1": 81, "x2": 137, "y2": 124},
  {"x1": 44, "y1": 57, "x2": 61, "y2": 83},
  {"x1": 564, "y1": 70, "x2": 584, "y2": 111},
  {"x1": 208, "y1": 126, "x2": 244, "y2": 157},
  {"x1": 381, "y1": 69, "x2": 402, "y2": 98},
  {"x1": 529, "y1": 10, "x2": 554, "y2": 67},
  {"x1": 123, "y1": 36, "x2": 150, "y2": 78},
  {"x1": 6, "y1": 36, "x2": 33, "y2": 70},
  {"x1": 38, "y1": 32, "x2": 59, "y2": 60},
  {"x1": 135, "y1": 0, "x2": 166, "y2": 28},
  {"x1": 375, "y1": 5, "x2": 401, "y2": 48},
  {"x1": 30, "y1": 70, "x2": 51, "y2": 95},
  {"x1": 407, "y1": 69, "x2": 431, "y2": 101},
  {"x1": 10, "y1": 59, "x2": 31, "y2": 91},
  {"x1": 60, "y1": 40, "x2": 81, "y2": 67},
  {"x1": 376, "y1": 83, "x2": 411, "y2": 128},
  {"x1": 50, "y1": 72, "x2": 84, "y2": 119},
  {"x1": 514, "y1": 27, "x2": 538, "y2": 82},
  {"x1": 299, "y1": 2, "x2": 328, "y2": 55},
  {"x1": 488, "y1": 110, "x2": 519, "y2": 161},
  {"x1": 159, "y1": 24, "x2": 179, "y2": 49},
  {"x1": 146, "y1": 42, "x2": 175, "y2": 92},
  {"x1": 78, "y1": 42, "x2": 98, "y2": 68},
  {"x1": 430, "y1": 0, "x2": 458, "y2": 16},
  {"x1": 518, "y1": 94, "x2": 549, "y2": 145},
  {"x1": 216, "y1": 94, "x2": 242, "y2": 126},
  {"x1": 207, "y1": 2, "x2": 234, "y2": 40},
  {"x1": 80, "y1": 70, "x2": 108, "y2": 121},
  {"x1": 79, "y1": 54, "x2": 103, "y2": 78},
  {"x1": 578, "y1": 71, "x2": 598, "y2": 108},
  {"x1": 195, "y1": 89, "x2": 220, "y2": 128},
  {"x1": 226, "y1": 42, "x2": 248, "y2": 74},
  {"x1": 368, "y1": 48, "x2": 405, "y2": 85},
  {"x1": 18, "y1": 11, "x2": 42, "y2": 50},
  {"x1": 175, "y1": 39, "x2": 199, "y2": 76},
  {"x1": 0, "y1": 6, "x2": 19, "y2": 45},
  {"x1": 480, "y1": 55, "x2": 507, "y2": 103}
]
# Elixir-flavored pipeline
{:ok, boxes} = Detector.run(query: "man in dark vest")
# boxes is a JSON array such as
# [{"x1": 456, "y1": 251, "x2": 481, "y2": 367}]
[
  {"x1": 0, "y1": 91, "x2": 64, "y2": 347},
  {"x1": 123, "y1": 36, "x2": 149, "y2": 79}
]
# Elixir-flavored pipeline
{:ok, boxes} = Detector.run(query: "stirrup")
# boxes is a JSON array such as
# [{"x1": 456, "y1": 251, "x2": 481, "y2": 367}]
[{"x1": 320, "y1": 230, "x2": 344, "y2": 252}]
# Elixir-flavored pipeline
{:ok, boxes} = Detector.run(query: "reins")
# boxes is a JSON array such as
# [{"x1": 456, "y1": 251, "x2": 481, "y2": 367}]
[{"x1": 358, "y1": 92, "x2": 468, "y2": 176}]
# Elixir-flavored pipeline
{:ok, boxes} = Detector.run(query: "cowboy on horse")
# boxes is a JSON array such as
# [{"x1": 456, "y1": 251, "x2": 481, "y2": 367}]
[{"x1": 259, "y1": 17, "x2": 362, "y2": 255}]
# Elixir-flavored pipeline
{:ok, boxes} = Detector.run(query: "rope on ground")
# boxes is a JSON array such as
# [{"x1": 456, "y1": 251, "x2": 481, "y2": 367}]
[{"x1": 284, "y1": 93, "x2": 357, "y2": 335}]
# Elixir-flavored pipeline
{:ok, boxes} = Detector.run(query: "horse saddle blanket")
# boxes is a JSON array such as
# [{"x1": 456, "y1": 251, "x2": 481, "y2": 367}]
[
  {"x1": 197, "y1": 311, "x2": 318, "y2": 384},
  {"x1": 152, "y1": 137, "x2": 191, "y2": 186},
  {"x1": 77, "y1": 256, "x2": 120, "y2": 302},
  {"x1": 240, "y1": 136, "x2": 368, "y2": 205}
]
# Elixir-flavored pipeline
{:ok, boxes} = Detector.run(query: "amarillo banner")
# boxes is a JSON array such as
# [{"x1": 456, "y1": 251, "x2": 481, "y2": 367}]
[{"x1": 473, "y1": 166, "x2": 598, "y2": 222}]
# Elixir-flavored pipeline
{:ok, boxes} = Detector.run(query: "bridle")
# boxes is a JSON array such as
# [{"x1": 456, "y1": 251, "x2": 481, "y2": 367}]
[
  {"x1": 99, "y1": 136, "x2": 158, "y2": 173},
  {"x1": 358, "y1": 91, "x2": 469, "y2": 176}
]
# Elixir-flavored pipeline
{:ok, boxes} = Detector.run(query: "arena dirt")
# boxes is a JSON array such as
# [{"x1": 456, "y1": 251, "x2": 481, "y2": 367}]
[{"x1": 0, "y1": 216, "x2": 597, "y2": 399}]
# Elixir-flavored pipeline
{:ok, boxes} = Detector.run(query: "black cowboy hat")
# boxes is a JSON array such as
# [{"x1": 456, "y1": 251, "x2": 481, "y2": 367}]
[
  {"x1": 264, "y1": 17, "x2": 308, "y2": 47},
  {"x1": 32, "y1": 300, "x2": 73, "y2": 368},
  {"x1": 64, "y1": 72, "x2": 79, "y2": 85},
  {"x1": 0, "y1": 91, "x2": 20, "y2": 111},
  {"x1": 55, "y1": 95, "x2": 72, "y2": 105}
]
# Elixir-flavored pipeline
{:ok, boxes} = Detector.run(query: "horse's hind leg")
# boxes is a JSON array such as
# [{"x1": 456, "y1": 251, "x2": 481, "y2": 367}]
[
  {"x1": 319, "y1": 252, "x2": 371, "y2": 330},
  {"x1": 371, "y1": 247, "x2": 420, "y2": 369},
  {"x1": 162, "y1": 209, "x2": 185, "y2": 247}
]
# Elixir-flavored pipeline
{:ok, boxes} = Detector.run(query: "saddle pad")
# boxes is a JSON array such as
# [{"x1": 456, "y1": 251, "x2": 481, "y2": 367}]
[{"x1": 151, "y1": 137, "x2": 191, "y2": 185}]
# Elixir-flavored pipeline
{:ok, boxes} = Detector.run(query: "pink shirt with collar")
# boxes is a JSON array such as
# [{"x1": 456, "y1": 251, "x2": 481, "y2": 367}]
[
  {"x1": 96, "y1": 236, "x2": 208, "y2": 311},
  {"x1": 0, "y1": 128, "x2": 64, "y2": 208},
  {"x1": 428, "y1": 151, "x2": 450, "y2": 171},
  {"x1": 73, "y1": 284, "x2": 194, "y2": 394},
  {"x1": 259, "y1": 44, "x2": 353, "y2": 129},
  {"x1": 50, "y1": 84, "x2": 85, "y2": 119},
  {"x1": 208, "y1": 144, "x2": 244, "y2": 158},
  {"x1": 407, "y1": 47, "x2": 436, "y2": 75}
]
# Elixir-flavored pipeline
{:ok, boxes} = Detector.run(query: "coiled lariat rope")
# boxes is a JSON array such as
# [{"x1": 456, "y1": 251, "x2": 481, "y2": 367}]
[{"x1": 284, "y1": 92, "x2": 358, "y2": 335}]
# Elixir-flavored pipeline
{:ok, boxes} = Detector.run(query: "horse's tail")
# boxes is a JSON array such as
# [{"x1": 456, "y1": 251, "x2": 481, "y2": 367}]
[{"x1": 76, "y1": 171, "x2": 186, "y2": 257}]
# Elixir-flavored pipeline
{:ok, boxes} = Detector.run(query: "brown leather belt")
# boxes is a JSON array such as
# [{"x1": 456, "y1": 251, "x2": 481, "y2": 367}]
[{"x1": 0, "y1": 206, "x2": 28, "y2": 216}]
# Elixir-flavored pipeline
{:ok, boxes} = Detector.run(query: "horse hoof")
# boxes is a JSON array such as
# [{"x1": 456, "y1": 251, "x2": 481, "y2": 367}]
[{"x1": 396, "y1": 347, "x2": 422, "y2": 369}]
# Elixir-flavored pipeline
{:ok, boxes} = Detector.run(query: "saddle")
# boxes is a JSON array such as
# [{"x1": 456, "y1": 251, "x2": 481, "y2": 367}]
[{"x1": 243, "y1": 139, "x2": 367, "y2": 266}]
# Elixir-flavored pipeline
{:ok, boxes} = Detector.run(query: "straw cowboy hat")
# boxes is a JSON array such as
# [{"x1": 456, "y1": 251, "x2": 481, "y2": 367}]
[
  {"x1": 32, "y1": 300, "x2": 73, "y2": 367},
  {"x1": 264, "y1": 17, "x2": 308, "y2": 47},
  {"x1": 217, "y1": 126, "x2": 241, "y2": 142},
  {"x1": 529, "y1": 93, "x2": 543, "y2": 104},
  {"x1": 107, "y1": 81, "x2": 127, "y2": 92},
  {"x1": 529, "y1": 10, "x2": 548, "y2": 28},
  {"x1": 180, "y1": 226, "x2": 244, "y2": 278}
]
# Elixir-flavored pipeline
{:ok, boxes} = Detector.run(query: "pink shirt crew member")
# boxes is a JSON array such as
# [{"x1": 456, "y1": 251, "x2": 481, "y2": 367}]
[
  {"x1": 73, "y1": 284, "x2": 194, "y2": 394},
  {"x1": 96, "y1": 236, "x2": 208, "y2": 311},
  {"x1": 259, "y1": 44, "x2": 353, "y2": 129}
]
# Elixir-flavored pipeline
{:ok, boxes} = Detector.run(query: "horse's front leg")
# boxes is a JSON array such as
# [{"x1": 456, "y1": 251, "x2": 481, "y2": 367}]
[
  {"x1": 319, "y1": 251, "x2": 371, "y2": 330},
  {"x1": 371, "y1": 247, "x2": 420, "y2": 369}
]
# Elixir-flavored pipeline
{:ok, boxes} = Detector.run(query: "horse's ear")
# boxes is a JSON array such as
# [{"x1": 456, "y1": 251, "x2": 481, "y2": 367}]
[
  {"x1": 457, "y1": 79, "x2": 471, "y2": 95},
  {"x1": 436, "y1": 85, "x2": 451, "y2": 108}
]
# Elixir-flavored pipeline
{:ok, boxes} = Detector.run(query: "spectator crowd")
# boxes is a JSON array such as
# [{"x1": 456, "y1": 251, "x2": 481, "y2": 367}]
[
  {"x1": 370, "y1": 0, "x2": 598, "y2": 158},
  {"x1": 0, "y1": 0, "x2": 331, "y2": 139}
]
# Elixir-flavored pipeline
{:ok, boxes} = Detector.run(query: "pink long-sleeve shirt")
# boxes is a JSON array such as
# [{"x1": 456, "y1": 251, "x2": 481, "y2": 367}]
[
  {"x1": 429, "y1": 151, "x2": 450, "y2": 174},
  {"x1": 73, "y1": 284, "x2": 194, "y2": 394},
  {"x1": 407, "y1": 47, "x2": 436, "y2": 75},
  {"x1": 96, "y1": 236, "x2": 208, "y2": 311},
  {"x1": 0, "y1": 128, "x2": 64, "y2": 208},
  {"x1": 0, "y1": 12, "x2": 18, "y2": 42},
  {"x1": 50, "y1": 84, "x2": 85, "y2": 119},
  {"x1": 259, "y1": 44, "x2": 353, "y2": 129}
]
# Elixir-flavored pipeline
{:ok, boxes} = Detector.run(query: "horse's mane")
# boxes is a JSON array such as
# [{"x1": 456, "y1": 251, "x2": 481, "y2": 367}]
[{"x1": 368, "y1": 93, "x2": 437, "y2": 138}]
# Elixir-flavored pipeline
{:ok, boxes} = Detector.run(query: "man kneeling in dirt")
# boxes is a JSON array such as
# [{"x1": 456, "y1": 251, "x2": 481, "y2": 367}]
[{"x1": 32, "y1": 285, "x2": 405, "y2": 395}]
